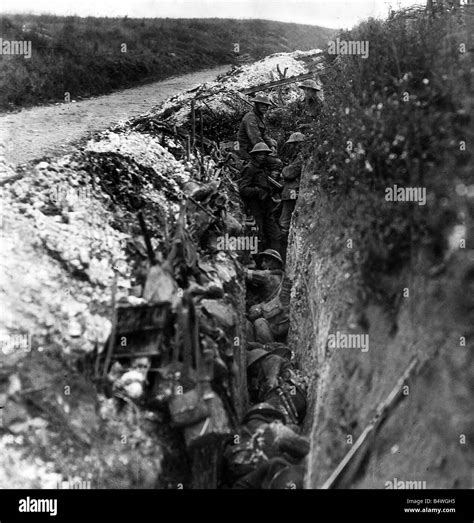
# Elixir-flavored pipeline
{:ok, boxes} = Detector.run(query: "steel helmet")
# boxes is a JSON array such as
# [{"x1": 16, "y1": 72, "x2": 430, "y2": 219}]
[
  {"x1": 268, "y1": 465, "x2": 305, "y2": 489},
  {"x1": 249, "y1": 142, "x2": 272, "y2": 154},
  {"x1": 242, "y1": 402, "x2": 287, "y2": 424},
  {"x1": 258, "y1": 248, "x2": 283, "y2": 266},
  {"x1": 298, "y1": 79, "x2": 322, "y2": 91},
  {"x1": 250, "y1": 94, "x2": 273, "y2": 105},
  {"x1": 266, "y1": 342, "x2": 292, "y2": 361},
  {"x1": 286, "y1": 132, "x2": 305, "y2": 144},
  {"x1": 246, "y1": 348, "x2": 270, "y2": 368}
]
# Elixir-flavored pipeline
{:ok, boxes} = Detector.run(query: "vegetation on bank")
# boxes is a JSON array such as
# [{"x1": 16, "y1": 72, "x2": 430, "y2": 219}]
[
  {"x1": 0, "y1": 15, "x2": 334, "y2": 111},
  {"x1": 300, "y1": 6, "x2": 472, "y2": 302}
]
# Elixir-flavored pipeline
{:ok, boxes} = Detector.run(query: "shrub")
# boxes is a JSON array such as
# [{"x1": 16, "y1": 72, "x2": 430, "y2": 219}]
[{"x1": 305, "y1": 6, "x2": 472, "y2": 300}]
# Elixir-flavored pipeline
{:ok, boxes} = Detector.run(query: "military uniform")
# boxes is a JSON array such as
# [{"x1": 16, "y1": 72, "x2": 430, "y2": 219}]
[
  {"x1": 237, "y1": 108, "x2": 282, "y2": 171},
  {"x1": 247, "y1": 349, "x2": 292, "y2": 403},
  {"x1": 294, "y1": 96, "x2": 323, "y2": 131},
  {"x1": 238, "y1": 159, "x2": 282, "y2": 252},
  {"x1": 248, "y1": 275, "x2": 292, "y2": 344},
  {"x1": 223, "y1": 403, "x2": 309, "y2": 488},
  {"x1": 280, "y1": 156, "x2": 303, "y2": 234},
  {"x1": 246, "y1": 268, "x2": 282, "y2": 304},
  {"x1": 238, "y1": 108, "x2": 274, "y2": 154}
]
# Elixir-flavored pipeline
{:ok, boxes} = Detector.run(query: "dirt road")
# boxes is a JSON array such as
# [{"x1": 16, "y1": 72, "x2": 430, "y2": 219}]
[{"x1": 0, "y1": 65, "x2": 230, "y2": 166}]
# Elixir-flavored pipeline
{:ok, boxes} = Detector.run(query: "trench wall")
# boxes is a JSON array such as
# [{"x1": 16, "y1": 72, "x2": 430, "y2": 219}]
[{"x1": 287, "y1": 157, "x2": 474, "y2": 489}]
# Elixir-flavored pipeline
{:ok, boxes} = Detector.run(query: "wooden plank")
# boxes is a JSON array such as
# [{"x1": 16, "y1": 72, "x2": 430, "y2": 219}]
[
  {"x1": 116, "y1": 302, "x2": 170, "y2": 334},
  {"x1": 240, "y1": 69, "x2": 324, "y2": 95},
  {"x1": 102, "y1": 272, "x2": 119, "y2": 378},
  {"x1": 191, "y1": 99, "x2": 196, "y2": 150},
  {"x1": 320, "y1": 358, "x2": 420, "y2": 489}
]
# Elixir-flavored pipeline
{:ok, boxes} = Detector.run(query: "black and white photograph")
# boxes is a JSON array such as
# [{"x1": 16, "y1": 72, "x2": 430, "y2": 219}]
[{"x1": 0, "y1": 0, "x2": 473, "y2": 520}]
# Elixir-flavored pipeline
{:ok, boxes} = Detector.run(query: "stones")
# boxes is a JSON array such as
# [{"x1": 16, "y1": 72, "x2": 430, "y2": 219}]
[
  {"x1": 2, "y1": 399, "x2": 30, "y2": 430},
  {"x1": 114, "y1": 369, "x2": 147, "y2": 400},
  {"x1": 67, "y1": 319, "x2": 83, "y2": 338},
  {"x1": 200, "y1": 299, "x2": 236, "y2": 328},
  {"x1": 142, "y1": 265, "x2": 178, "y2": 305},
  {"x1": 7, "y1": 374, "x2": 22, "y2": 396}
]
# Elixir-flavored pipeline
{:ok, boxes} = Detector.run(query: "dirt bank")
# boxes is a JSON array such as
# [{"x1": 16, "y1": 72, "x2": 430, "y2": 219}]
[{"x1": 286, "y1": 6, "x2": 474, "y2": 490}]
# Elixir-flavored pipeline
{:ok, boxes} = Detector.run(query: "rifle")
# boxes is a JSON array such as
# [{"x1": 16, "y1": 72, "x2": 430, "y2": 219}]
[
  {"x1": 226, "y1": 162, "x2": 282, "y2": 190},
  {"x1": 267, "y1": 175, "x2": 282, "y2": 191},
  {"x1": 276, "y1": 377, "x2": 299, "y2": 424}
]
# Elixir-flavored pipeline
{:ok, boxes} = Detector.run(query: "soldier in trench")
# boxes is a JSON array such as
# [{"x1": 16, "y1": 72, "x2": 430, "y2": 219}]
[
  {"x1": 296, "y1": 78, "x2": 324, "y2": 128},
  {"x1": 247, "y1": 274, "x2": 292, "y2": 344},
  {"x1": 237, "y1": 94, "x2": 282, "y2": 173},
  {"x1": 223, "y1": 402, "x2": 309, "y2": 488},
  {"x1": 238, "y1": 142, "x2": 283, "y2": 254},
  {"x1": 246, "y1": 249, "x2": 284, "y2": 307},
  {"x1": 280, "y1": 132, "x2": 305, "y2": 240},
  {"x1": 246, "y1": 345, "x2": 307, "y2": 425}
]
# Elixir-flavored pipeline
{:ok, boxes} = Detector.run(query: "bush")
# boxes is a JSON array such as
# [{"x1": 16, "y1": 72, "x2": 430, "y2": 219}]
[{"x1": 305, "y1": 6, "x2": 472, "y2": 300}]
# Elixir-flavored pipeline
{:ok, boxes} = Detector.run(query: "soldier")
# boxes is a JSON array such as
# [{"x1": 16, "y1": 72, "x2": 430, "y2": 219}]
[
  {"x1": 237, "y1": 94, "x2": 282, "y2": 171},
  {"x1": 223, "y1": 403, "x2": 309, "y2": 488},
  {"x1": 280, "y1": 133, "x2": 305, "y2": 237},
  {"x1": 246, "y1": 345, "x2": 307, "y2": 425},
  {"x1": 238, "y1": 143, "x2": 282, "y2": 254},
  {"x1": 223, "y1": 403, "x2": 286, "y2": 487},
  {"x1": 247, "y1": 274, "x2": 292, "y2": 344},
  {"x1": 246, "y1": 249, "x2": 284, "y2": 305},
  {"x1": 246, "y1": 347, "x2": 291, "y2": 402},
  {"x1": 297, "y1": 79, "x2": 323, "y2": 128}
]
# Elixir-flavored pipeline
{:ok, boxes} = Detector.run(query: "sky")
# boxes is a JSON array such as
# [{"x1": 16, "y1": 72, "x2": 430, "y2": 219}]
[{"x1": 0, "y1": 0, "x2": 425, "y2": 29}]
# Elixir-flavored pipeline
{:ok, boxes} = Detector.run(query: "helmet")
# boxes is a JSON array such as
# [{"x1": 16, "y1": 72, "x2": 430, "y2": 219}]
[
  {"x1": 286, "y1": 132, "x2": 305, "y2": 144},
  {"x1": 258, "y1": 249, "x2": 283, "y2": 266},
  {"x1": 246, "y1": 348, "x2": 270, "y2": 368},
  {"x1": 266, "y1": 342, "x2": 292, "y2": 361},
  {"x1": 250, "y1": 94, "x2": 273, "y2": 105},
  {"x1": 298, "y1": 79, "x2": 322, "y2": 91},
  {"x1": 268, "y1": 465, "x2": 305, "y2": 489},
  {"x1": 242, "y1": 402, "x2": 287, "y2": 424},
  {"x1": 249, "y1": 142, "x2": 272, "y2": 154}
]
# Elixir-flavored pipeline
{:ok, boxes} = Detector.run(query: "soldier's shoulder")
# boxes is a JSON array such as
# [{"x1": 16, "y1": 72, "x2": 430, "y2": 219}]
[
  {"x1": 243, "y1": 160, "x2": 259, "y2": 170},
  {"x1": 240, "y1": 162, "x2": 254, "y2": 174},
  {"x1": 242, "y1": 110, "x2": 257, "y2": 122}
]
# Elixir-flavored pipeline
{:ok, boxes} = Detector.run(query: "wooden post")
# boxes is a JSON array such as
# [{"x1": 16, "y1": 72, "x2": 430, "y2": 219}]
[
  {"x1": 191, "y1": 99, "x2": 196, "y2": 151},
  {"x1": 199, "y1": 107, "x2": 204, "y2": 155},
  {"x1": 102, "y1": 271, "x2": 118, "y2": 378},
  {"x1": 186, "y1": 135, "x2": 191, "y2": 161}
]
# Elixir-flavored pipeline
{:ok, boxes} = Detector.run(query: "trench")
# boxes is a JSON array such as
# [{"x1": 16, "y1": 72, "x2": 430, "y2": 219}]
[
  {"x1": 0, "y1": 51, "x2": 321, "y2": 489},
  {"x1": 4, "y1": 30, "x2": 470, "y2": 490}
]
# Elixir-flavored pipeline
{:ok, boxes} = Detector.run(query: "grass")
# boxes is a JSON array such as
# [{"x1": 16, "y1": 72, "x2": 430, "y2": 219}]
[{"x1": 0, "y1": 15, "x2": 335, "y2": 111}]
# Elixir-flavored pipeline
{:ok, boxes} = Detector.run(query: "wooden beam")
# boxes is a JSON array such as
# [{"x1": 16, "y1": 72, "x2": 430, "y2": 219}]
[
  {"x1": 240, "y1": 69, "x2": 324, "y2": 95},
  {"x1": 320, "y1": 358, "x2": 420, "y2": 489},
  {"x1": 191, "y1": 99, "x2": 196, "y2": 150}
]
